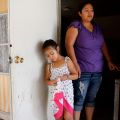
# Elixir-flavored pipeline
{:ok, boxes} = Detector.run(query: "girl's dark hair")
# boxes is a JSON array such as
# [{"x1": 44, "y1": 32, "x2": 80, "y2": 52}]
[
  {"x1": 42, "y1": 39, "x2": 58, "y2": 50},
  {"x1": 78, "y1": 0, "x2": 94, "y2": 13}
]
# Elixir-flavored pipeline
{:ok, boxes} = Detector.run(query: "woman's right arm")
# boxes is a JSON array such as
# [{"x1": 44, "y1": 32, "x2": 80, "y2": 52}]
[{"x1": 65, "y1": 27, "x2": 81, "y2": 76}]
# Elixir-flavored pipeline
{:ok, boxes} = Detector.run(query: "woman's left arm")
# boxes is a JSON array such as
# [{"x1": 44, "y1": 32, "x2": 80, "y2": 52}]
[{"x1": 102, "y1": 42, "x2": 120, "y2": 71}]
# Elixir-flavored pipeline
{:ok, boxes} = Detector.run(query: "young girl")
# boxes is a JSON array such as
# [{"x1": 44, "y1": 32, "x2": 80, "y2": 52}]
[{"x1": 42, "y1": 39, "x2": 78, "y2": 120}]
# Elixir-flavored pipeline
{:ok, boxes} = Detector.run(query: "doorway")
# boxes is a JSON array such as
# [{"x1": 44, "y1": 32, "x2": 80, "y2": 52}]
[
  {"x1": 60, "y1": 0, "x2": 120, "y2": 120},
  {"x1": 0, "y1": 0, "x2": 11, "y2": 120}
]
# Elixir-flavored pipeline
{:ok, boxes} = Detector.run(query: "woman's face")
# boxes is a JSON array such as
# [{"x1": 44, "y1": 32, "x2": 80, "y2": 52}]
[{"x1": 79, "y1": 3, "x2": 94, "y2": 22}]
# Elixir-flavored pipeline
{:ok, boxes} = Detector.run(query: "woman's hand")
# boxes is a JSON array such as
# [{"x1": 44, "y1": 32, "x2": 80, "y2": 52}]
[
  {"x1": 108, "y1": 61, "x2": 120, "y2": 71},
  {"x1": 75, "y1": 63, "x2": 81, "y2": 78}
]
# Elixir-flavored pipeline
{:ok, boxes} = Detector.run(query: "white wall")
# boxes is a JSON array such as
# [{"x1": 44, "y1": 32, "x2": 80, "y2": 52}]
[{"x1": 9, "y1": 0, "x2": 59, "y2": 120}]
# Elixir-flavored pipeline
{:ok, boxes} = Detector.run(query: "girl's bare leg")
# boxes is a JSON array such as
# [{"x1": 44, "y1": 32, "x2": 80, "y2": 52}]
[
  {"x1": 64, "y1": 110, "x2": 73, "y2": 120},
  {"x1": 56, "y1": 115, "x2": 63, "y2": 120}
]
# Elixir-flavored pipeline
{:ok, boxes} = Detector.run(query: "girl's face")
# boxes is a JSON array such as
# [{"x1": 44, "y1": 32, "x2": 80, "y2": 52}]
[
  {"x1": 43, "y1": 46, "x2": 59, "y2": 63},
  {"x1": 79, "y1": 3, "x2": 94, "y2": 22}
]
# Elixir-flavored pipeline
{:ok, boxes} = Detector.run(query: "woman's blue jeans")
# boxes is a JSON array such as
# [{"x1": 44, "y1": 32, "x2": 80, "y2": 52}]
[{"x1": 73, "y1": 72, "x2": 102, "y2": 111}]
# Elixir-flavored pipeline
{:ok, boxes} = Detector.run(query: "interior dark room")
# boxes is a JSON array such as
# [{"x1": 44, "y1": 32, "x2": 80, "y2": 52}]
[{"x1": 60, "y1": 0, "x2": 120, "y2": 120}]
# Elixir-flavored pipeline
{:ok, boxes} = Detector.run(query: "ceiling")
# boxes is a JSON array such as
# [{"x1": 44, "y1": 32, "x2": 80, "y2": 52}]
[{"x1": 61, "y1": 0, "x2": 120, "y2": 18}]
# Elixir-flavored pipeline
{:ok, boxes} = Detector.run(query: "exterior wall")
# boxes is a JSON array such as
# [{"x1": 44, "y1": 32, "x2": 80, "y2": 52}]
[
  {"x1": 0, "y1": 0, "x2": 8, "y2": 13},
  {"x1": 0, "y1": 74, "x2": 10, "y2": 112}
]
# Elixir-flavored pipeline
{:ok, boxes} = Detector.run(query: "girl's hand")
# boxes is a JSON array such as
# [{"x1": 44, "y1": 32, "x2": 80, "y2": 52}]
[
  {"x1": 108, "y1": 61, "x2": 120, "y2": 71},
  {"x1": 47, "y1": 80, "x2": 57, "y2": 86},
  {"x1": 59, "y1": 75, "x2": 68, "y2": 81}
]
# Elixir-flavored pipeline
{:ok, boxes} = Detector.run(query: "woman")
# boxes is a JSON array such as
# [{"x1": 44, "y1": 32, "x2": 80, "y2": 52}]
[{"x1": 65, "y1": 1, "x2": 119, "y2": 120}]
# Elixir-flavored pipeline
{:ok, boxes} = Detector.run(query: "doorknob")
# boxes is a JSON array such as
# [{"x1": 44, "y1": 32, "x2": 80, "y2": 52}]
[{"x1": 15, "y1": 56, "x2": 24, "y2": 63}]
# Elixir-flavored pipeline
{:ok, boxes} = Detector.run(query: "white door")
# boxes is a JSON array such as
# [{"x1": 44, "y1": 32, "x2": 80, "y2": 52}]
[{"x1": 9, "y1": 0, "x2": 58, "y2": 120}]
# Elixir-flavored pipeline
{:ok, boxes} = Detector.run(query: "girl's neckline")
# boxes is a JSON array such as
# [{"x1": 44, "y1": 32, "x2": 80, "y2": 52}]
[
  {"x1": 51, "y1": 64, "x2": 66, "y2": 69},
  {"x1": 51, "y1": 57, "x2": 67, "y2": 69}
]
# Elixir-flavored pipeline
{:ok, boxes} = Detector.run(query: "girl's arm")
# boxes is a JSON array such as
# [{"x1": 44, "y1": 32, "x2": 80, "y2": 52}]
[
  {"x1": 60, "y1": 57, "x2": 78, "y2": 81},
  {"x1": 65, "y1": 27, "x2": 81, "y2": 77},
  {"x1": 44, "y1": 64, "x2": 57, "y2": 86}
]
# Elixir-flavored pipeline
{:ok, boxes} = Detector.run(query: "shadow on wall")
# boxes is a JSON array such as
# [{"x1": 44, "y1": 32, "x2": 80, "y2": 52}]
[
  {"x1": 95, "y1": 15, "x2": 120, "y2": 40},
  {"x1": 95, "y1": 15, "x2": 120, "y2": 65},
  {"x1": 31, "y1": 41, "x2": 48, "y2": 119}
]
